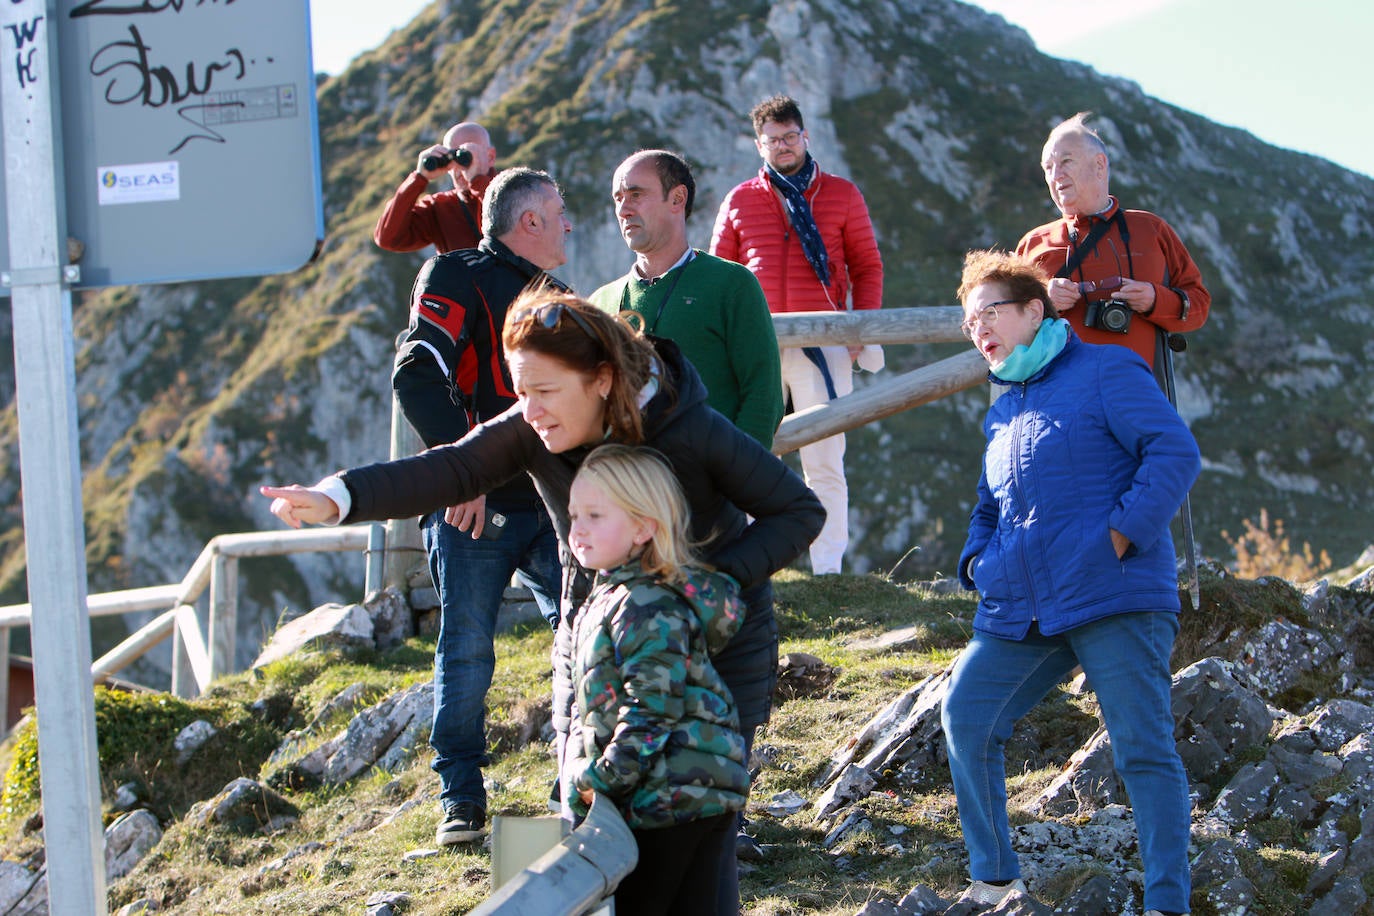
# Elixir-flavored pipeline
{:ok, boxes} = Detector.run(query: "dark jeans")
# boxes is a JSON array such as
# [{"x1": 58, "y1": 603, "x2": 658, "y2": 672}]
[
  {"x1": 713, "y1": 581, "x2": 776, "y2": 915},
  {"x1": 616, "y1": 813, "x2": 736, "y2": 916},
  {"x1": 424, "y1": 507, "x2": 561, "y2": 810}
]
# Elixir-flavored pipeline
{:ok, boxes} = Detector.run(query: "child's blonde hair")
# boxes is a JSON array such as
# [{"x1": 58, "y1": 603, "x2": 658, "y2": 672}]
[{"x1": 574, "y1": 444, "x2": 699, "y2": 584}]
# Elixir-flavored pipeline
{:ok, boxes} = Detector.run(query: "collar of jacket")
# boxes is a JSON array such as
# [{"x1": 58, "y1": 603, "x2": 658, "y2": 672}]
[
  {"x1": 479, "y1": 237, "x2": 569, "y2": 291},
  {"x1": 987, "y1": 326, "x2": 1081, "y2": 388},
  {"x1": 757, "y1": 161, "x2": 821, "y2": 195},
  {"x1": 596, "y1": 562, "x2": 652, "y2": 588},
  {"x1": 461, "y1": 169, "x2": 497, "y2": 204},
  {"x1": 1064, "y1": 195, "x2": 1120, "y2": 236}
]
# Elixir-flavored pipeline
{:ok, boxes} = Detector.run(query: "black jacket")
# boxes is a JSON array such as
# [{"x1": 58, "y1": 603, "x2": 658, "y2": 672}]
[
  {"x1": 348, "y1": 338, "x2": 824, "y2": 603},
  {"x1": 391, "y1": 237, "x2": 564, "y2": 509}
]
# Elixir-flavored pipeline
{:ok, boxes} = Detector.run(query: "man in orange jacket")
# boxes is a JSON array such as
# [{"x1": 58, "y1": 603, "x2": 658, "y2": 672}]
[
  {"x1": 1017, "y1": 111, "x2": 1209, "y2": 371},
  {"x1": 711, "y1": 95, "x2": 884, "y2": 576}
]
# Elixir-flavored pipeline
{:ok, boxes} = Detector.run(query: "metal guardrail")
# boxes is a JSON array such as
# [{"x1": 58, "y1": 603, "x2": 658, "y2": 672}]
[{"x1": 0, "y1": 524, "x2": 383, "y2": 720}]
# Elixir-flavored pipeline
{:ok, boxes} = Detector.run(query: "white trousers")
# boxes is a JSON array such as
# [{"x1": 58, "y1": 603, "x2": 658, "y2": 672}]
[{"x1": 780, "y1": 346, "x2": 853, "y2": 574}]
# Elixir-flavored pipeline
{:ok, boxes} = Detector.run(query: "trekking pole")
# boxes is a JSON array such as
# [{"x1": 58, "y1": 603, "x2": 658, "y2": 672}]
[{"x1": 1159, "y1": 331, "x2": 1200, "y2": 611}]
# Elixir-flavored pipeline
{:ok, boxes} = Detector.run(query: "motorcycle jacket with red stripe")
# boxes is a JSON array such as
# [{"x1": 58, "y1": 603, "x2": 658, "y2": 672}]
[{"x1": 392, "y1": 237, "x2": 566, "y2": 508}]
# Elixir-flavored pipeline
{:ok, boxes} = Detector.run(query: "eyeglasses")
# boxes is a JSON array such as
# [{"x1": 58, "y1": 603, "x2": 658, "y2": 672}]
[
  {"x1": 960, "y1": 300, "x2": 1022, "y2": 339},
  {"x1": 516, "y1": 301, "x2": 598, "y2": 341},
  {"x1": 759, "y1": 130, "x2": 803, "y2": 149}
]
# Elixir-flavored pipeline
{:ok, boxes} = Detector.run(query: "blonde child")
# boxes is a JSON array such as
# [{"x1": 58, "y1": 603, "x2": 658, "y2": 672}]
[{"x1": 558, "y1": 443, "x2": 750, "y2": 915}]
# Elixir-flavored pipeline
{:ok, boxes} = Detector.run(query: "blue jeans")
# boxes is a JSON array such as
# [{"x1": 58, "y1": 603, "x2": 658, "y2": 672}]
[
  {"x1": 424, "y1": 506, "x2": 561, "y2": 810},
  {"x1": 941, "y1": 612, "x2": 1191, "y2": 914}
]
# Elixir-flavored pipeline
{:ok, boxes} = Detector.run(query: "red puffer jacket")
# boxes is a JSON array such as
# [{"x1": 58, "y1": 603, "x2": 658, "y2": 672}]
[{"x1": 710, "y1": 166, "x2": 883, "y2": 314}]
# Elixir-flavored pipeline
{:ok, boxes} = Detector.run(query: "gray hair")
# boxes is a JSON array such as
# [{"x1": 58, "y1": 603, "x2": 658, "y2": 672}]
[
  {"x1": 1046, "y1": 111, "x2": 1109, "y2": 159},
  {"x1": 483, "y1": 167, "x2": 558, "y2": 238}
]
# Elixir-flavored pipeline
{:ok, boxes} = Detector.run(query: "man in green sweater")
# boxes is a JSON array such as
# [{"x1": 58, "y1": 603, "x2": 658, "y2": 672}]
[{"x1": 590, "y1": 150, "x2": 783, "y2": 448}]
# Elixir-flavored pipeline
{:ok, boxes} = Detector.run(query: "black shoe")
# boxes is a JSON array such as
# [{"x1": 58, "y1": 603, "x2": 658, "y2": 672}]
[
  {"x1": 735, "y1": 831, "x2": 765, "y2": 861},
  {"x1": 436, "y1": 800, "x2": 486, "y2": 846}
]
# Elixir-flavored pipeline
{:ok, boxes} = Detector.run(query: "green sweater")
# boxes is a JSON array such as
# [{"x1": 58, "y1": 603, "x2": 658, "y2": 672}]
[{"x1": 591, "y1": 250, "x2": 783, "y2": 447}]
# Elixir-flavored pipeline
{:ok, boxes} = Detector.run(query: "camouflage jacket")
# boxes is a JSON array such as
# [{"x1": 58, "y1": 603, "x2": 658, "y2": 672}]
[{"x1": 556, "y1": 563, "x2": 751, "y2": 830}]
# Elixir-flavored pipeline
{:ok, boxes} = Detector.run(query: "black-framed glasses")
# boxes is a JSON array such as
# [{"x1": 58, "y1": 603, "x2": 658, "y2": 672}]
[
  {"x1": 960, "y1": 299, "x2": 1022, "y2": 339},
  {"x1": 759, "y1": 130, "x2": 803, "y2": 149},
  {"x1": 517, "y1": 301, "x2": 598, "y2": 341}
]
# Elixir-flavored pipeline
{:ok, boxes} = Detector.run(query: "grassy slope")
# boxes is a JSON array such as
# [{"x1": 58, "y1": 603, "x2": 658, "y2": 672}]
[{"x1": 0, "y1": 568, "x2": 1347, "y2": 915}]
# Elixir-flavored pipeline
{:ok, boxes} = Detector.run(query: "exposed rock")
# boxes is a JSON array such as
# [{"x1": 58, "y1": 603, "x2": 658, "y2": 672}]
[
  {"x1": 364, "y1": 587, "x2": 413, "y2": 651},
  {"x1": 260, "y1": 841, "x2": 327, "y2": 874},
  {"x1": 252, "y1": 601, "x2": 375, "y2": 669},
  {"x1": 1209, "y1": 759, "x2": 1281, "y2": 826},
  {"x1": 325, "y1": 681, "x2": 435, "y2": 783},
  {"x1": 855, "y1": 899, "x2": 900, "y2": 916},
  {"x1": 1169, "y1": 658, "x2": 1273, "y2": 788},
  {"x1": 1307, "y1": 699, "x2": 1374, "y2": 751},
  {"x1": 815, "y1": 765, "x2": 877, "y2": 823},
  {"x1": 193, "y1": 777, "x2": 299, "y2": 834},
  {"x1": 111, "y1": 782, "x2": 141, "y2": 812},
  {"x1": 366, "y1": 890, "x2": 413, "y2": 916},
  {"x1": 822, "y1": 808, "x2": 871, "y2": 849},
  {"x1": 1048, "y1": 873, "x2": 1135, "y2": 915},
  {"x1": 306, "y1": 682, "x2": 371, "y2": 732},
  {"x1": 1228, "y1": 619, "x2": 1341, "y2": 696},
  {"x1": 775, "y1": 652, "x2": 839, "y2": 700},
  {"x1": 114, "y1": 900, "x2": 160, "y2": 915},
  {"x1": 816, "y1": 668, "x2": 952, "y2": 792},
  {"x1": 1029, "y1": 728, "x2": 1120, "y2": 818},
  {"x1": 173, "y1": 719, "x2": 218, "y2": 766},
  {"x1": 0, "y1": 860, "x2": 46, "y2": 916},
  {"x1": 896, "y1": 884, "x2": 951, "y2": 915},
  {"x1": 104, "y1": 809, "x2": 163, "y2": 880},
  {"x1": 847, "y1": 625, "x2": 930, "y2": 653},
  {"x1": 764, "y1": 789, "x2": 809, "y2": 818},
  {"x1": 1308, "y1": 876, "x2": 1370, "y2": 916}
]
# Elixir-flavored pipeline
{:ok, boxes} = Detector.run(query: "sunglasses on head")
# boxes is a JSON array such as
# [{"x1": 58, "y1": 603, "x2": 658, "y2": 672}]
[{"x1": 518, "y1": 301, "x2": 598, "y2": 341}]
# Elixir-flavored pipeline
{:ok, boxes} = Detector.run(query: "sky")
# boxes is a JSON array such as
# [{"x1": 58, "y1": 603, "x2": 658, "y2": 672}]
[{"x1": 307, "y1": 0, "x2": 1373, "y2": 179}]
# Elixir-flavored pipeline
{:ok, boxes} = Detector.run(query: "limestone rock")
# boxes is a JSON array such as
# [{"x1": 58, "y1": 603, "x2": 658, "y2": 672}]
[
  {"x1": 173, "y1": 719, "x2": 218, "y2": 766},
  {"x1": 194, "y1": 777, "x2": 299, "y2": 834},
  {"x1": 104, "y1": 809, "x2": 163, "y2": 880},
  {"x1": 252, "y1": 601, "x2": 375, "y2": 669},
  {"x1": 0, "y1": 861, "x2": 46, "y2": 916}
]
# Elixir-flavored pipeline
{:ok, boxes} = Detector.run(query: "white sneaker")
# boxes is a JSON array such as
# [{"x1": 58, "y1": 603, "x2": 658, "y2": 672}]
[{"x1": 958, "y1": 878, "x2": 1028, "y2": 905}]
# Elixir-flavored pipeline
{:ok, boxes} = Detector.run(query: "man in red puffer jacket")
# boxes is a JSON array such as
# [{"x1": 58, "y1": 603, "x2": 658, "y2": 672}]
[{"x1": 710, "y1": 94, "x2": 884, "y2": 576}]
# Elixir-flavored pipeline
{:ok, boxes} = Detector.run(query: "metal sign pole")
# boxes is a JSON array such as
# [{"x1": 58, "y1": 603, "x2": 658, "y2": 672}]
[{"x1": 1, "y1": 1, "x2": 107, "y2": 912}]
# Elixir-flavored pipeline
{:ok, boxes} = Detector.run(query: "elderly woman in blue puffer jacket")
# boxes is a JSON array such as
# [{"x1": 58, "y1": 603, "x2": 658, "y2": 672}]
[{"x1": 941, "y1": 250, "x2": 1200, "y2": 916}]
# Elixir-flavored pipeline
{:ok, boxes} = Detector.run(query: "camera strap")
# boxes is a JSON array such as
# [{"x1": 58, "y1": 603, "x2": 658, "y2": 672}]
[{"x1": 1055, "y1": 209, "x2": 1127, "y2": 280}]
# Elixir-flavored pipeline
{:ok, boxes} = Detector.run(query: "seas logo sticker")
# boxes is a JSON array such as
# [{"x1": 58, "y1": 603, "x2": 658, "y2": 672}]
[{"x1": 97, "y1": 161, "x2": 180, "y2": 206}]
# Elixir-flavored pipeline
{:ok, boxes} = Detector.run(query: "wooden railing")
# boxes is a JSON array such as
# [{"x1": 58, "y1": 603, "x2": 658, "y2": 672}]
[
  {"x1": 0, "y1": 524, "x2": 383, "y2": 720},
  {"x1": 771, "y1": 306, "x2": 985, "y2": 453}
]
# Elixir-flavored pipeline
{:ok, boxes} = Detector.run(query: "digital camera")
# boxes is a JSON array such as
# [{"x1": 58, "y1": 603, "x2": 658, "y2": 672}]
[
  {"x1": 1084, "y1": 297, "x2": 1133, "y2": 334},
  {"x1": 421, "y1": 147, "x2": 474, "y2": 172}
]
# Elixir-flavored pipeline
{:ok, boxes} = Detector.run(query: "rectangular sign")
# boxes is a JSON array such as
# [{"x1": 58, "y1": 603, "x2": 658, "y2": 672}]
[{"x1": 0, "y1": 0, "x2": 323, "y2": 291}]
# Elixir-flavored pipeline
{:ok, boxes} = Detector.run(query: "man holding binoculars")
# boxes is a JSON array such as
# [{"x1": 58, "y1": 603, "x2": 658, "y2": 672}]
[{"x1": 374, "y1": 121, "x2": 499, "y2": 254}]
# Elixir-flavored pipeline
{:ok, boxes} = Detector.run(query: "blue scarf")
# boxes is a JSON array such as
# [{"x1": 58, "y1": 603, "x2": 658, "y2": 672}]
[
  {"x1": 991, "y1": 318, "x2": 1069, "y2": 382},
  {"x1": 765, "y1": 154, "x2": 829, "y2": 287}
]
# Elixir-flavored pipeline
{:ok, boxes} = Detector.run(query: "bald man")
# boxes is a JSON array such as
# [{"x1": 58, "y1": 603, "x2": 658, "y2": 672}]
[{"x1": 374, "y1": 121, "x2": 500, "y2": 253}]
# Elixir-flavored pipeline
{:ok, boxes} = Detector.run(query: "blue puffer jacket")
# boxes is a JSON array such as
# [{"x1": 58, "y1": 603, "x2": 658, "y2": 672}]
[{"x1": 957, "y1": 332, "x2": 1201, "y2": 638}]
